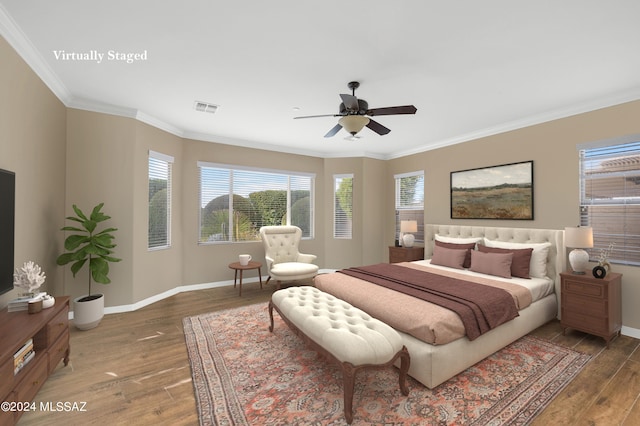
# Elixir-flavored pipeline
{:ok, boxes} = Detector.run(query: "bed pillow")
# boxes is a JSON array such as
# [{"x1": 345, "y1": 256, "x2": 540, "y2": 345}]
[
  {"x1": 435, "y1": 234, "x2": 482, "y2": 245},
  {"x1": 469, "y1": 250, "x2": 513, "y2": 279},
  {"x1": 434, "y1": 240, "x2": 476, "y2": 268},
  {"x1": 483, "y1": 239, "x2": 551, "y2": 278},
  {"x1": 430, "y1": 245, "x2": 467, "y2": 269},
  {"x1": 477, "y1": 244, "x2": 533, "y2": 278}
]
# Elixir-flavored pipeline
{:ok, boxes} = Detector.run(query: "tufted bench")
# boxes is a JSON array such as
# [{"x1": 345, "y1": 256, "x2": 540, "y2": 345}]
[{"x1": 268, "y1": 286, "x2": 410, "y2": 424}]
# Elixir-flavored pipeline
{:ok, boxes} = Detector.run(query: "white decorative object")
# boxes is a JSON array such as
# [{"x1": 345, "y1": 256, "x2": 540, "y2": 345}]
[
  {"x1": 400, "y1": 220, "x2": 418, "y2": 248},
  {"x1": 564, "y1": 226, "x2": 594, "y2": 274},
  {"x1": 42, "y1": 294, "x2": 55, "y2": 309},
  {"x1": 13, "y1": 261, "x2": 46, "y2": 295}
]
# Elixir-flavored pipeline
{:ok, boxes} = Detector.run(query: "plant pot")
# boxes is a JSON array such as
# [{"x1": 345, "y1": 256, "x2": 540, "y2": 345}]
[{"x1": 73, "y1": 293, "x2": 104, "y2": 330}]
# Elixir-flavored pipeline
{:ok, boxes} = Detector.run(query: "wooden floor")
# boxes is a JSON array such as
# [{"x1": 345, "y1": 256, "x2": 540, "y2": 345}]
[{"x1": 18, "y1": 283, "x2": 640, "y2": 426}]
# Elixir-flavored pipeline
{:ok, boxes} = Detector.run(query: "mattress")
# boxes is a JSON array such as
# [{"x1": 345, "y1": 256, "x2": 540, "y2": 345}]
[{"x1": 314, "y1": 260, "x2": 554, "y2": 346}]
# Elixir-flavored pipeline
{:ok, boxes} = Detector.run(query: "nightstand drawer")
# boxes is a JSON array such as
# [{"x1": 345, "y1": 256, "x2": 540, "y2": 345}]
[
  {"x1": 561, "y1": 310, "x2": 609, "y2": 335},
  {"x1": 562, "y1": 279, "x2": 605, "y2": 298},
  {"x1": 563, "y1": 294, "x2": 607, "y2": 316}
]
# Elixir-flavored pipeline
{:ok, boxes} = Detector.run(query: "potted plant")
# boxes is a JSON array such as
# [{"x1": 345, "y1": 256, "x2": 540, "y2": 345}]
[{"x1": 57, "y1": 203, "x2": 121, "y2": 330}]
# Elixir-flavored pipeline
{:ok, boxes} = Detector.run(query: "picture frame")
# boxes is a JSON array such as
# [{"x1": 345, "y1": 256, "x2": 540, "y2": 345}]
[{"x1": 450, "y1": 160, "x2": 533, "y2": 220}]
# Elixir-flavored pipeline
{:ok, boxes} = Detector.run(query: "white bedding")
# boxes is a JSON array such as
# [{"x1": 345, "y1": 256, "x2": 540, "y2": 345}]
[{"x1": 413, "y1": 259, "x2": 555, "y2": 303}]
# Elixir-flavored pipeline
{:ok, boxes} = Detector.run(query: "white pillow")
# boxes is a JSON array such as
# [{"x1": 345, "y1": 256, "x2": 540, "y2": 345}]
[
  {"x1": 435, "y1": 234, "x2": 482, "y2": 245},
  {"x1": 483, "y1": 238, "x2": 551, "y2": 278}
]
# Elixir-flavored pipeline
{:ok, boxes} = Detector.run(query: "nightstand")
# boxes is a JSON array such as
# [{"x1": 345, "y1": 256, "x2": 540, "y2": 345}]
[
  {"x1": 389, "y1": 246, "x2": 424, "y2": 263},
  {"x1": 560, "y1": 271, "x2": 622, "y2": 348}
]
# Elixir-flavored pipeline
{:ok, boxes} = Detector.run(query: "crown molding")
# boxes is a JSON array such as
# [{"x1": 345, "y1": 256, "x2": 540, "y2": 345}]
[
  {"x1": 387, "y1": 88, "x2": 640, "y2": 160},
  {"x1": 0, "y1": 4, "x2": 72, "y2": 105}
]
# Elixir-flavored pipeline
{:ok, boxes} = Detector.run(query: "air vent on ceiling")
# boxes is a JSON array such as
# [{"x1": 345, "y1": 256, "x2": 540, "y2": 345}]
[{"x1": 194, "y1": 101, "x2": 219, "y2": 114}]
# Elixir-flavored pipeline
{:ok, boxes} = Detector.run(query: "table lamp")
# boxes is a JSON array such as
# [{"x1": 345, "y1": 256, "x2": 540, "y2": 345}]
[
  {"x1": 400, "y1": 220, "x2": 418, "y2": 248},
  {"x1": 564, "y1": 226, "x2": 593, "y2": 274}
]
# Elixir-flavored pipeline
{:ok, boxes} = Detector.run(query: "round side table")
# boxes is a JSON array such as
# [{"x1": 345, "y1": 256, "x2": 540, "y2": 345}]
[{"x1": 228, "y1": 261, "x2": 263, "y2": 296}]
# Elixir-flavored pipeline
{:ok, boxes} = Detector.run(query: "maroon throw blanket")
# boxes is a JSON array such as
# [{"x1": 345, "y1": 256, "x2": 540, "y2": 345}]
[{"x1": 338, "y1": 263, "x2": 519, "y2": 340}]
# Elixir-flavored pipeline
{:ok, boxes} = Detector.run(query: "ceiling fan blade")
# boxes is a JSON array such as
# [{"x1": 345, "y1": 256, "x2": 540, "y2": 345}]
[
  {"x1": 366, "y1": 105, "x2": 417, "y2": 116},
  {"x1": 366, "y1": 119, "x2": 391, "y2": 135},
  {"x1": 294, "y1": 113, "x2": 341, "y2": 119},
  {"x1": 324, "y1": 123, "x2": 343, "y2": 138},
  {"x1": 340, "y1": 94, "x2": 359, "y2": 111}
]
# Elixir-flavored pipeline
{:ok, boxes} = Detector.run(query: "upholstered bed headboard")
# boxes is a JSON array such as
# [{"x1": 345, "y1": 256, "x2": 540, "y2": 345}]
[{"x1": 424, "y1": 225, "x2": 565, "y2": 316}]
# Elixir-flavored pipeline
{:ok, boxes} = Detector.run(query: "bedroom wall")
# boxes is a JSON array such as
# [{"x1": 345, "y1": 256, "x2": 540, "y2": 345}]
[
  {"x1": 386, "y1": 100, "x2": 640, "y2": 332},
  {"x1": 0, "y1": 36, "x2": 67, "y2": 309}
]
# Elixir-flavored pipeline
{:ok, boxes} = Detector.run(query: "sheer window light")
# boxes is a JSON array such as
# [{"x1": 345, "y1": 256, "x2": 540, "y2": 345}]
[
  {"x1": 198, "y1": 162, "x2": 314, "y2": 243},
  {"x1": 148, "y1": 150, "x2": 173, "y2": 250},
  {"x1": 334, "y1": 174, "x2": 353, "y2": 239},
  {"x1": 579, "y1": 137, "x2": 640, "y2": 265},
  {"x1": 395, "y1": 171, "x2": 424, "y2": 244}
]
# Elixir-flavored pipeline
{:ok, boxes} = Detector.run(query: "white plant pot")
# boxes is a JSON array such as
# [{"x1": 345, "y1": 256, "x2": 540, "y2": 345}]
[{"x1": 73, "y1": 293, "x2": 105, "y2": 330}]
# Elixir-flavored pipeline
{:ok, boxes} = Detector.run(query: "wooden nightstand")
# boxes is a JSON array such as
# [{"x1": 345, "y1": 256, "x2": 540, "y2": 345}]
[
  {"x1": 389, "y1": 246, "x2": 424, "y2": 263},
  {"x1": 560, "y1": 271, "x2": 622, "y2": 348}
]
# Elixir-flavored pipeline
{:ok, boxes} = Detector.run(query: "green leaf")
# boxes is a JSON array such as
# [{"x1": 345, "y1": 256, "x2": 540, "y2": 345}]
[
  {"x1": 100, "y1": 255, "x2": 122, "y2": 263},
  {"x1": 70, "y1": 259, "x2": 87, "y2": 277},
  {"x1": 72, "y1": 204, "x2": 88, "y2": 221},
  {"x1": 61, "y1": 226, "x2": 85, "y2": 233},
  {"x1": 83, "y1": 220, "x2": 97, "y2": 233},
  {"x1": 65, "y1": 235, "x2": 90, "y2": 250},
  {"x1": 56, "y1": 252, "x2": 76, "y2": 266}
]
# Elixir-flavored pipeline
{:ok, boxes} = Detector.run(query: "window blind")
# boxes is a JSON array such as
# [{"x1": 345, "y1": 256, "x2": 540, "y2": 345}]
[
  {"x1": 198, "y1": 163, "x2": 314, "y2": 243},
  {"x1": 580, "y1": 140, "x2": 640, "y2": 265},
  {"x1": 394, "y1": 171, "x2": 424, "y2": 243},
  {"x1": 334, "y1": 174, "x2": 353, "y2": 239},
  {"x1": 148, "y1": 151, "x2": 173, "y2": 249}
]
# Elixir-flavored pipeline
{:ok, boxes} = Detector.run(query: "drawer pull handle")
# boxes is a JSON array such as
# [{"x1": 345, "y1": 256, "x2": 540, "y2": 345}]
[{"x1": 32, "y1": 380, "x2": 39, "y2": 385}]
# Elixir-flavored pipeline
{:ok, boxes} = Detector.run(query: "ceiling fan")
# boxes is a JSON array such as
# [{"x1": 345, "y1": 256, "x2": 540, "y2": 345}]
[{"x1": 294, "y1": 81, "x2": 417, "y2": 138}]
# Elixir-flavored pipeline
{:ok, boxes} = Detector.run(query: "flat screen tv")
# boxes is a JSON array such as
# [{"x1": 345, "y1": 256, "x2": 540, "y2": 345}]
[{"x1": 0, "y1": 168, "x2": 15, "y2": 296}]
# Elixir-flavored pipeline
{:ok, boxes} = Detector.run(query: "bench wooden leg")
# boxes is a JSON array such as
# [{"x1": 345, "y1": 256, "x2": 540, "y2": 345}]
[
  {"x1": 342, "y1": 362, "x2": 356, "y2": 424},
  {"x1": 398, "y1": 346, "x2": 410, "y2": 396},
  {"x1": 268, "y1": 301, "x2": 275, "y2": 332}
]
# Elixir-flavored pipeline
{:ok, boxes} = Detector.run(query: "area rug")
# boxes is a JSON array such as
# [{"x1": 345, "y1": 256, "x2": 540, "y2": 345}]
[{"x1": 183, "y1": 303, "x2": 591, "y2": 426}]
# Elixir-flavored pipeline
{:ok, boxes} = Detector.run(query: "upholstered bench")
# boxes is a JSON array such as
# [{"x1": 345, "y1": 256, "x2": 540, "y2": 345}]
[{"x1": 268, "y1": 286, "x2": 410, "y2": 424}]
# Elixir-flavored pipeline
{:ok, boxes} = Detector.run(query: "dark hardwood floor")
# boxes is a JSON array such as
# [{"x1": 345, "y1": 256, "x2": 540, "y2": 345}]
[{"x1": 17, "y1": 282, "x2": 640, "y2": 425}]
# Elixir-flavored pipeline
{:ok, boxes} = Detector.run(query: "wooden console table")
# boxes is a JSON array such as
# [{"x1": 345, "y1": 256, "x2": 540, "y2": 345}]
[{"x1": 0, "y1": 296, "x2": 70, "y2": 425}]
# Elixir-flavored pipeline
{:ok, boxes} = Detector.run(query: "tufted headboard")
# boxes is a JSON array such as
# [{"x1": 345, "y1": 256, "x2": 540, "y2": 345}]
[{"x1": 423, "y1": 224, "x2": 565, "y2": 316}]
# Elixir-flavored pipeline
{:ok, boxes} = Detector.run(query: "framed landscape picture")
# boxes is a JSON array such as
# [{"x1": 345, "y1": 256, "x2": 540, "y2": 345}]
[{"x1": 450, "y1": 161, "x2": 533, "y2": 220}]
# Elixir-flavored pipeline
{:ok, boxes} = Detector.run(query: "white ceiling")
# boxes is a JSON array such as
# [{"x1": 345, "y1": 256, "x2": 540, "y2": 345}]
[{"x1": 2, "y1": 1, "x2": 640, "y2": 159}]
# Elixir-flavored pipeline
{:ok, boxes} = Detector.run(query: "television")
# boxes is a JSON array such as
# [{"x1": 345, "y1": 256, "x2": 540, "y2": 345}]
[{"x1": 0, "y1": 168, "x2": 15, "y2": 296}]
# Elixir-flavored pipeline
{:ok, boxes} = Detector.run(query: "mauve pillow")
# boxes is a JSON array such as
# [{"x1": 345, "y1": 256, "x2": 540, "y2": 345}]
[
  {"x1": 477, "y1": 244, "x2": 533, "y2": 278},
  {"x1": 430, "y1": 245, "x2": 467, "y2": 270},
  {"x1": 434, "y1": 240, "x2": 476, "y2": 268},
  {"x1": 469, "y1": 250, "x2": 513, "y2": 279}
]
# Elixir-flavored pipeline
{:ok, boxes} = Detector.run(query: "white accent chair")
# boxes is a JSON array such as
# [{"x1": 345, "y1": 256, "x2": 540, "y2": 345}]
[{"x1": 259, "y1": 226, "x2": 319, "y2": 290}]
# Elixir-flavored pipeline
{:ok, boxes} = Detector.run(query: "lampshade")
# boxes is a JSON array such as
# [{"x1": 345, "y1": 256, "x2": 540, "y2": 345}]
[
  {"x1": 565, "y1": 226, "x2": 593, "y2": 274},
  {"x1": 564, "y1": 226, "x2": 594, "y2": 248},
  {"x1": 400, "y1": 220, "x2": 418, "y2": 233},
  {"x1": 338, "y1": 115, "x2": 370, "y2": 135}
]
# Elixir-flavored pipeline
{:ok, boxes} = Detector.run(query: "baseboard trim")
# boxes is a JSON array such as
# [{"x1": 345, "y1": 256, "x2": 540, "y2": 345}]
[{"x1": 69, "y1": 276, "x2": 266, "y2": 319}]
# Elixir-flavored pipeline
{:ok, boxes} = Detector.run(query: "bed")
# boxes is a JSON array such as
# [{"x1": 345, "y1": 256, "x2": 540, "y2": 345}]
[{"x1": 314, "y1": 224, "x2": 565, "y2": 388}]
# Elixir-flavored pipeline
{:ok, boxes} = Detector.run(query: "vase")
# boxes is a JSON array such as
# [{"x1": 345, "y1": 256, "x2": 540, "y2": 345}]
[{"x1": 73, "y1": 293, "x2": 105, "y2": 330}]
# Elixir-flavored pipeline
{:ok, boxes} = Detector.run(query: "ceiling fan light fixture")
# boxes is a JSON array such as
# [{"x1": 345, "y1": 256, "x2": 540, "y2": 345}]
[{"x1": 338, "y1": 115, "x2": 370, "y2": 135}]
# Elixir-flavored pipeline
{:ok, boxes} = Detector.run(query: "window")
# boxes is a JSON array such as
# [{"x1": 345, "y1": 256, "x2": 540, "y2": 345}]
[
  {"x1": 198, "y1": 162, "x2": 314, "y2": 243},
  {"x1": 334, "y1": 174, "x2": 353, "y2": 239},
  {"x1": 395, "y1": 171, "x2": 424, "y2": 243},
  {"x1": 148, "y1": 150, "x2": 173, "y2": 249},
  {"x1": 579, "y1": 138, "x2": 640, "y2": 265}
]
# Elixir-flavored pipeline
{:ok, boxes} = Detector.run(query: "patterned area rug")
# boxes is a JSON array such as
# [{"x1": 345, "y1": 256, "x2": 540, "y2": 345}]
[{"x1": 183, "y1": 303, "x2": 591, "y2": 425}]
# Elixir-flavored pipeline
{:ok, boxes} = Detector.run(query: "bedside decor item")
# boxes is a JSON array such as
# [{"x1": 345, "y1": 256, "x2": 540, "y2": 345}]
[
  {"x1": 451, "y1": 161, "x2": 533, "y2": 220},
  {"x1": 13, "y1": 260, "x2": 46, "y2": 296},
  {"x1": 400, "y1": 220, "x2": 418, "y2": 247},
  {"x1": 564, "y1": 226, "x2": 593, "y2": 274},
  {"x1": 57, "y1": 203, "x2": 121, "y2": 330}
]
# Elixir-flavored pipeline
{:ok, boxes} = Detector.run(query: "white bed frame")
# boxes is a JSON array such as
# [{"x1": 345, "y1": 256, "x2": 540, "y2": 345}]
[{"x1": 398, "y1": 224, "x2": 565, "y2": 388}]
